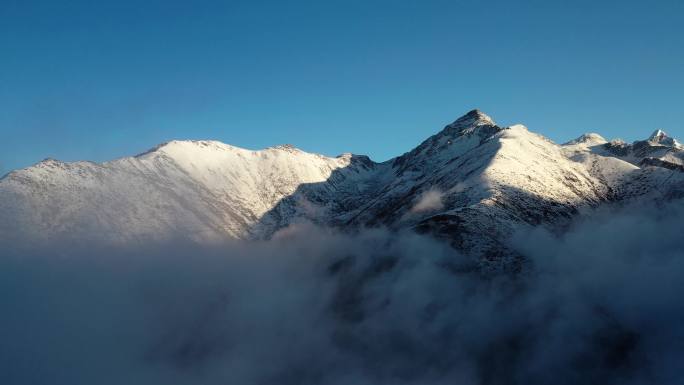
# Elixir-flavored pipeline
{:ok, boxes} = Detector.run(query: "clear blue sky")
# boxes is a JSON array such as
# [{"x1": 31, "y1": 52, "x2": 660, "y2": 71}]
[{"x1": 2, "y1": 0, "x2": 683, "y2": 174}]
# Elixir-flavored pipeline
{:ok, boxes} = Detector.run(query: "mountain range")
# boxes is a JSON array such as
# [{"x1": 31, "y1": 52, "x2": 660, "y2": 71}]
[{"x1": 3, "y1": 110, "x2": 683, "y2": 269}]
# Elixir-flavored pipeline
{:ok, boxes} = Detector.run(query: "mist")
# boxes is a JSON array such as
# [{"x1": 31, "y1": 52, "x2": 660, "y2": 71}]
[{"x1": 1, "y1": 200, "x2": 683, "y2": 385}]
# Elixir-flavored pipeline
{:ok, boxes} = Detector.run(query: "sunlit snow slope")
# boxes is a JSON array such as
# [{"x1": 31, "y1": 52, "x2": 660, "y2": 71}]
[{"x1": 2, "y1": 110, "x2": 683, "y2": 261}]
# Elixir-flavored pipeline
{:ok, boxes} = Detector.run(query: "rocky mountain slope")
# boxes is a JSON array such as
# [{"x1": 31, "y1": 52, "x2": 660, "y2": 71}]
[{"x1": 2, "y1": 110, "x2": 683, "y2": 264}]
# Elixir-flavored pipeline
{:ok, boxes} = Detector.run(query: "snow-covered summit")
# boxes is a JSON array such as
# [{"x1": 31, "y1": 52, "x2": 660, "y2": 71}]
[
  {"x1": 649, "y1": 129, "x2": 667, "y2": 141},
  {"x1": 390, "y1": 110, "x2": 503, "y2": 176},
  {"x1": 596, "y1": 129, "x2": 684, "y2": 168},
  {"x1": 441, "y1": 109, "x2": 498, "y2": 137},
  {"x1": 564, "y1": 133, "x2": 607, "y2": 146},
  {"x1": 447, "y1": 109, "x2": 495, "y2": 126},
  {"x1": 647, "y1": 129, "x2": 681, "y2": 148}
]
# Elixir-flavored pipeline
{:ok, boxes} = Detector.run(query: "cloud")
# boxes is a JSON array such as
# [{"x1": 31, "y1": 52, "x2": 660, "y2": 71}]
[
  {"x1": 1, "y1": 199, "x2": 684, "y2": 384},
  {"x1": 410, "y1": 189, "x2": 444, "y2": 213}
]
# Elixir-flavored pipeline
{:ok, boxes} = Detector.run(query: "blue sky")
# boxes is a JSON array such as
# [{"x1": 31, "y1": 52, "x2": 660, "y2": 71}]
[{"x1": 1, "y1": 0, "x2": 683, "y2": 174}]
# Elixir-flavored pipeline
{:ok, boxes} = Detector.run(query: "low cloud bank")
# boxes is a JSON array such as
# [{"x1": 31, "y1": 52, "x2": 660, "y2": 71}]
[{"x1": 1, "y1": 201, "x2": 684, "y2": 385}]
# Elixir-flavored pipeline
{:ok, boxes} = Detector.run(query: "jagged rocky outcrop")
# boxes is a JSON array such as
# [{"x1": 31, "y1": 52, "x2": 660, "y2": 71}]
[{"x1": 2, "y1": 110, "x2": 683, "y2": 267}]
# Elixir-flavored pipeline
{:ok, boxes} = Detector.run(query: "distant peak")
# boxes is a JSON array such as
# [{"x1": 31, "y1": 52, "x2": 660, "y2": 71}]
[
  {"x1": 508, "y1": 124, "x2": 529, "y2": 131},
  {"x1": 272, "y1": 143, "x2": 296, "y2": 149},
  {"x1": 268, "y1": 144, "x2": 301, "y2": 152},
  {"x1": 647, "y1": 129, "x2": 680, "y2": 147},
  {"x1": 564, "y1": 133, "x2": 607, "y2": 146},
  {"x1": 36, "y1": 157, "x2": 65, "y2": 167},
  {"x1": 648, "y1": 129, "x2": 668, "y2": 142},
  {"x1": 135, "y1": 140, "x2": 240, "y2": 158}
]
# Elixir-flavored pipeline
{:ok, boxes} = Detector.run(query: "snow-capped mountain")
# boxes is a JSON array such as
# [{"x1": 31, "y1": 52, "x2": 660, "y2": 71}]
[
  {"x1": 0, "y1": 141, "x2": 374, "y2": 244},
  {"x1": 2, "y1": 110, "x2": 683, "y2": 263},
  {"x1": 564, "y1": 128, "x2": 684, "y2": 170}
]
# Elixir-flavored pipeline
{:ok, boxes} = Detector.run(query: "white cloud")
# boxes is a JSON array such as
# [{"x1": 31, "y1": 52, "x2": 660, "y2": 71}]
[{"x1": 410, "y1": 189, "x2": 444, "y2": 213}]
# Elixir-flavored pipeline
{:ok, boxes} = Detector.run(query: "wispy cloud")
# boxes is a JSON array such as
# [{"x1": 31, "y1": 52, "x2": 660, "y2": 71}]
[{"x1": 410, "y1": 189, "x2": 444, "y2": 213}]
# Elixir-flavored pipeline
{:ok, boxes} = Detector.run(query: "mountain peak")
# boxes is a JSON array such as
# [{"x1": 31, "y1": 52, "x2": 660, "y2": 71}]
[
  {"x1": 391, "y1": 110, "x2": 502, "y2": 173},
  {"x1": 268, "y1": 144, "x2": 301, "y2": 153},
  {"x1": 647, "y1": 129, "x2": 680, "y2": 147},
  {"x1": 136, "y1": 140, "x2": 243, "y2": 158},
  {"x1": 450, "y1": 109, "x2": 495, "y2": 127},
  {"x1": 437, "y1": 109, "x2": 498, "y2": 139},
  {"x1": 441, "y1": 109, "x2": 500, "y2": 138},
  {"x1": 649, "y1": 129, "x2": 666, "y2": 141},
  {"x1": 564, "y1": 133, "x2": 607, "y2": 146}
]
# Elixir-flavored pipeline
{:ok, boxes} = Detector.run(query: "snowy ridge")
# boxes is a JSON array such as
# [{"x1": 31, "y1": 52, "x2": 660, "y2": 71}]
[
  {"x1": 0, "y1": 141, "x2": 373, "y2": 244},
  {"x1": 2, "y1": 110, "x2": 683, "y2": 264}
]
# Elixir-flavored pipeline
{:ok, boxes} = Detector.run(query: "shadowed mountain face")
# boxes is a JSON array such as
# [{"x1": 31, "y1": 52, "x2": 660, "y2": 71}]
[{"x1": 2, "y1": 110, "x2": 684, "y2": 265}]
